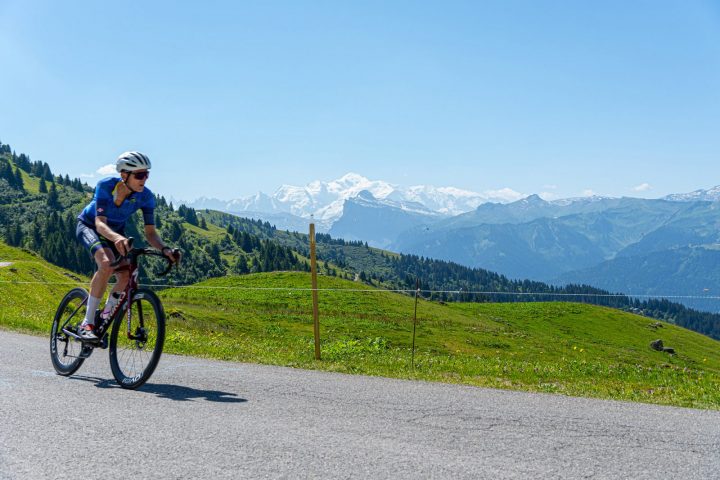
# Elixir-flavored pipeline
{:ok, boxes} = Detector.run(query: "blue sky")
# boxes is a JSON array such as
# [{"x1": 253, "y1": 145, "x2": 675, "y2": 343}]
[{"x1": 1, "y1": 0, "x2": 718, "y2": 201}]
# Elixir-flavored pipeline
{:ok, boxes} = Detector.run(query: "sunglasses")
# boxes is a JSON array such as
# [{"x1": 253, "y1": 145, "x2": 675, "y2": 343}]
[{"x1": 131, "y1": 171, "x2": 150, "y2": 180}]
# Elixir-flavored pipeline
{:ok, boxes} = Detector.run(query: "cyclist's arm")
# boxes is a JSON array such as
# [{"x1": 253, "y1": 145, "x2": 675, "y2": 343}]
[
  {"x1": 95, "y1": 216, "x2": 124, "y2": 242},
  {"x1": 143, "y1": 224, "x2": 167, "y2": 251},
  {"x1": 144, "y1": 224, "x2": 178, "y2": 262},
  {"x1": 96, "y1": 216, "x2": 129, "y2": 256}
]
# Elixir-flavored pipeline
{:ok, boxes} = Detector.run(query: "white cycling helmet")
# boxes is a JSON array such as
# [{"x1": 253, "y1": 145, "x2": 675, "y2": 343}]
[{"x1": 116, "y1": 151, "x2": 151, "y2": 172}]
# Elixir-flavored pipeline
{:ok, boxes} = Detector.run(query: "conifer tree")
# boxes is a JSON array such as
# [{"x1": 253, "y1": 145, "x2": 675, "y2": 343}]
[
  {"x1": 0, "y1": 161, "x2": 13, "y2": 186},
  {"x1": 8, "y1": 223, "x2": 23, "y2": 246},
  {"x1": 235, "y1": 256, "x2": 249, "y2": 274},
  {"x1": 14, "y1": 168, "x2": 24, "y2": 191},
  {"x1": 47, "y1": 182, "x2": 59, "y2": 208},
  {"x1": 42, "y1": 162, "x2": 53, "y2": 181},
  {"x1": 16, "y1": 153, "x2": 31, "y2": 171}
]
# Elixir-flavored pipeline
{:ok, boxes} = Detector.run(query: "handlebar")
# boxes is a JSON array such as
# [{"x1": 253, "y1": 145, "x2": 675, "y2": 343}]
[{"x1": 110, "y1": 237, "x2": 181, "y2": 276}]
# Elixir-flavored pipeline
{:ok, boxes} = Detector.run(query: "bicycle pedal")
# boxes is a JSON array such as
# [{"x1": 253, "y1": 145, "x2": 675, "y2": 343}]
[
  {"x1": 79, "y1": 336, "x2": 101, "y2": 344},
  {"x1": 79, "y1": 345, "x2": 94, "y2": 358}
]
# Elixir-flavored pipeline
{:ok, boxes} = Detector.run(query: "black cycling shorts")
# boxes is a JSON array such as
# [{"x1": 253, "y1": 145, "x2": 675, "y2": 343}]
[{"x1": 76, "y1": 221, "x2": 124, "y2": 258}]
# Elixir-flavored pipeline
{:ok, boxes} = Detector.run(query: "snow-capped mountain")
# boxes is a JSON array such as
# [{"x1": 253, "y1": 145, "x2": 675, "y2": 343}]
[
  {"x1": 184, "y1": 179, "x2": 720, "y2": 238},
  {"x1": 548, "y1": 195, "x2": 617, "y2": 207},
  {"x1": 663, "y1": 186, "x2": 720, "y2": 202},
  {"x1": 186, "y1": 173, "x2": 522, "y2": 229}
]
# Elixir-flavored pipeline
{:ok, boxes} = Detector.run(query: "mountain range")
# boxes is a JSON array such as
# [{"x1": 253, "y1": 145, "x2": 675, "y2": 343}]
[
  {"x1": 185, "y1": 175, "x2": 720, "y2": 312},
  {"x1": 184, "y1": 173, "x2": 525, "y2": 230},
  {"x1": 394, "y1": 193, "x2": 720, "y2": 312}
]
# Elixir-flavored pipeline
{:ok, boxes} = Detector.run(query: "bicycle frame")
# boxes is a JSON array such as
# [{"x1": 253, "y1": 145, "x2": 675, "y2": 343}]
[
  {"x1": 111, "y1": 260, "x2": 141, "y2": 340},
  {"x1": 61, "y1": 243, "x2": 175, "y2": 344},
  {"x1": 109, "y1": 244, "x2": 176, "y2": 341},
  {"x1": 59, "y1": 263, "x2": 139, "y2": 344}
]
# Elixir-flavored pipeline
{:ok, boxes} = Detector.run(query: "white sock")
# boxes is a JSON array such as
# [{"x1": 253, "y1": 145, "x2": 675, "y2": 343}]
[
  {"x1": 82, "y1": 296, "x2": 102, "y2": 326},
  {"x1": 102, "y1": 292, "x2": 122, "y2": 315}
]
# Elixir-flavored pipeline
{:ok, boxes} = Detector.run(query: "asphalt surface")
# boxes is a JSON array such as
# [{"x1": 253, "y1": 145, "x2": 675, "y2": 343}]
[{"x1": 1, "y1": 330, "x2": 719, "y2": 479}]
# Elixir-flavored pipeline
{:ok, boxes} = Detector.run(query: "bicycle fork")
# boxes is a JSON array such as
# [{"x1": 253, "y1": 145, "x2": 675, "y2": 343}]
[{"x1": 124, "y1": 267, "x2": 147, "y2": 343}]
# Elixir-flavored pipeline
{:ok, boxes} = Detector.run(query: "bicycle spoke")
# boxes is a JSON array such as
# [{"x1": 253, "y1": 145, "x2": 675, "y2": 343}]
[
  {"x1": 110, "y1": 291, "x2": 165, "y2": 389},
  {"x1": 50, "y1": 289, "x2": 88, "y2": 376},
  {"x1": 60, "y1": 299, "x2": 86, "y2": 331}
]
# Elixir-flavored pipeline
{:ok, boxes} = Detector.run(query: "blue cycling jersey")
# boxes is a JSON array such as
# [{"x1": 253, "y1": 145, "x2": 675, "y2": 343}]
[{"x1": 78, "y1": 177, "x2": 155, "y2": 230}]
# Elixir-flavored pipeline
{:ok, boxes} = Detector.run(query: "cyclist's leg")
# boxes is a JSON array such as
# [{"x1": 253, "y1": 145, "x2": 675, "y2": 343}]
[
  {"x1": 89, "y1": 247, "x2": 116, "y2": 299},
  {"x1": 74, "y1": 248, "x2": 115, "y2": 339},
  {"x1": 107, "y1": 268, "x2": 129, "y2": 296},
  {"x1": 100, "y1": 267, "x2": 128, "y2": 319},
  {"x1": 100, "y1": 226, "x2": 128, "y2": 316},
  {"x1": 76, "y1": 222, "x2": 117, "y2": 334}
]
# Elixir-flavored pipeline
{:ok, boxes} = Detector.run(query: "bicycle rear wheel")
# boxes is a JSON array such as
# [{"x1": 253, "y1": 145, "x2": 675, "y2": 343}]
[
  {"x1": 108, "y1": 289, "x2": 165, "y2": 389},
  {"x1": 50, "y1": 288, "x2": 89, "y2": 376}
]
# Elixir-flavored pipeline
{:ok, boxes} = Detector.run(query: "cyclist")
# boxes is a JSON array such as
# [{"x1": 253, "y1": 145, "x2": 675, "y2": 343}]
[{"x1": 75, "y1": 151, "x2": 178, "y2": 341}]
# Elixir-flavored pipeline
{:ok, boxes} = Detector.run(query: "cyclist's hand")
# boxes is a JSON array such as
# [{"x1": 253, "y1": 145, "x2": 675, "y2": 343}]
[
  {"x1": 163, "y1": 247, "x2": 181, "y2": 264},
  {"x1": 114, "y1": 237, "x2": 130, "y2": 256}
]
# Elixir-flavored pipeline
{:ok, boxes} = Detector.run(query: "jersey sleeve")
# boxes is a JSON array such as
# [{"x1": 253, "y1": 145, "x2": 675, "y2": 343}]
[
  {"x1": 94, "y1": 181, "x2": 113, "y2": 218},
  {"x1": 141, "y1": 192, "x2": 157, "y2": 225}
]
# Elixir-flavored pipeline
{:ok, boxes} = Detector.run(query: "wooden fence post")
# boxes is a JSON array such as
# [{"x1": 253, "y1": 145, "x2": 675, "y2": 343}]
[
  {"x1": 411, "y1": 278, "x2": 419, "y2": 369},
  {"x1": 310, "y1": 223, "x2": 321, "y2": 360}
]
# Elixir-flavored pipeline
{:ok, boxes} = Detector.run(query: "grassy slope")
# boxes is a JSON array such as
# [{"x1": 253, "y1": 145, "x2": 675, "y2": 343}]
[
  {"x1": 183, "y1": 221, "x2": 228, "y2": 240},
  {"x1": 0, "y1": 242, "x2": 88, "y2": 332},
  {"x1": 2, "y1": 240, "x2": 719, "y2": 409},
  {"x1": 160, "y1": 271, "x2": 720, "y2": 409}
]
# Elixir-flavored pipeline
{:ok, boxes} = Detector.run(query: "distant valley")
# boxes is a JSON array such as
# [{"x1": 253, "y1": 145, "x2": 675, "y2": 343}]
[{"x1": 186, "y1": 176, "x2": 720, "y2": 311}]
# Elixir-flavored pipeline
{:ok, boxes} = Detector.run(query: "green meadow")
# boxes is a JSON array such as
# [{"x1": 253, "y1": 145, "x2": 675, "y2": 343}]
[{"x1": 2, "y1": 241, "x2": 719, "y2": 409}]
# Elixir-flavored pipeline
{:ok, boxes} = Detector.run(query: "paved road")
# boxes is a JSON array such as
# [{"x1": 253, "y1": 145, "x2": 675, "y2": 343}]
[{"x1": 1, "y1": 330, "x2": 719, "y2": 479}]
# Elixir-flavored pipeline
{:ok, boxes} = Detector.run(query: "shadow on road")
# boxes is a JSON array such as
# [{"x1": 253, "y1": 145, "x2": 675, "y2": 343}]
[
  {"x1": 71, "y1": 375, "x2": 248, "y2": 403},
  {"x1": 141, "y1": 383, "x2": 248, "y2": 403}
]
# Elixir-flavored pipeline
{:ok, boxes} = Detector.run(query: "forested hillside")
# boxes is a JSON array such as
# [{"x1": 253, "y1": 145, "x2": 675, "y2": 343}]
[
  {"x1": 0, "y1": 141, "x2": 309, "y2": 287},
  {"x1": 1, "y1": 138, "x2": 720, "y2": 340}
]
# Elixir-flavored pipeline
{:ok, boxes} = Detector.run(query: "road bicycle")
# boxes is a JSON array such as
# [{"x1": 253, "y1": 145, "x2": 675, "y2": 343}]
[{"x1": 50, "y1": 239, "x2": 179, "y2": 389}]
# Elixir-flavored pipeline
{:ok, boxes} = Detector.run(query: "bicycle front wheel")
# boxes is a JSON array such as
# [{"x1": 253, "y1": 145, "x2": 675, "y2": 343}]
[
  {"x1": 50, "y1": 288, "x2": 88, "y2": 376},
  {"x1": 108, "y1": 289, "x2": 166, "y2": 389}
]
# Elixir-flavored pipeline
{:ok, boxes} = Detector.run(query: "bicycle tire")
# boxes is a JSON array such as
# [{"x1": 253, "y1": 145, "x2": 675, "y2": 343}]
[
  {"x1": 50, "y1": 288, "x2": 89, "y2": 376},
  {"x1": 108, "y1": 288, "x2": 165, "y2": 389}
]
